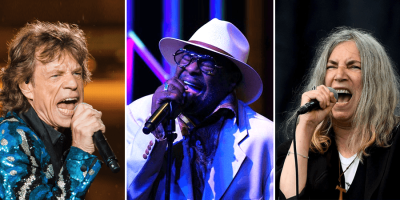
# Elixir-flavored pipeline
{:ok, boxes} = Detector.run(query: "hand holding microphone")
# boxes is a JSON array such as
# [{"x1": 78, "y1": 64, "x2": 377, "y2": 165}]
[
  {"x1": 71, "y1": 103, "x2": 105, "y2": 154},
  {"x1": 297, "y1": 85, "x2": 338, "y2": 128},
  {"x1": 71, "y1": 103, "x2": 120, "y2": 173},
  {"x1": 145, "y1": 74, "x2": 190, "y2": 135}
]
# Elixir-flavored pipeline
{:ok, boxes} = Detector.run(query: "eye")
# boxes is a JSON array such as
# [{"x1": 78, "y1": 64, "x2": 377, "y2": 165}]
[
  {"x1": 51, "y1": 74, "x2": 59, "y2": 78},
  {"x1": 179, "y1": 54, "x2": 192, "y2": 65},
  {"x1": 350, "y1": 65, "x2": 361, "y2": 69},
  {"x1": 326, "y1": 65, "x2": 336, "y2": 69},
  {"x1": 200, "y1": 61, "x2": 214, "y2": 70}
]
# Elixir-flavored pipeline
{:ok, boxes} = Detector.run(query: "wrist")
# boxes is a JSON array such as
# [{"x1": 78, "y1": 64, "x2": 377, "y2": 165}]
[
  {"x1": 152, "y1": 125, "x2": 166, "y2": 141},
  {"x1": 295, "y1": 122, "x2": 315, "y2": 150},
  {"x1": 72, "y1": 143, "x2": 95, "y2": 154}
]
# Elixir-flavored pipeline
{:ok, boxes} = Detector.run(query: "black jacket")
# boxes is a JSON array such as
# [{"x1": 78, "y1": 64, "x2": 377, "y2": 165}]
[{"x1": 276, "y1": 124, "x2": 400, "y2": 200}]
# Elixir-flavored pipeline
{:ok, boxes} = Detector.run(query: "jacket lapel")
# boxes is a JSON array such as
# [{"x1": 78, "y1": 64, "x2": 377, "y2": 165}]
[
  {"x1": 175, "y1": 137, "x2": 194, "y2": 199},
  {"x1": 202, "y1": 102, "x2": 248, "y2": 200},
  {"x1": 364, "y1": 142, "x2": 391, "y2": 198}
]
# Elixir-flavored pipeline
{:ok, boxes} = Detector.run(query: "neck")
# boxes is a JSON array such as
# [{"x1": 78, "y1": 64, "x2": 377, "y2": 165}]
[{"x1": 333, "y1": 125, "x2": 356, "y2": 158}]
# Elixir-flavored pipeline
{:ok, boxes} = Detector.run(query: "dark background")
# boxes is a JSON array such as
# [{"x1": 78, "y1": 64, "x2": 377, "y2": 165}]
[
  {"x1": 276, "y1": 0, "x2": 400, "y2": 146},
  {"x1": 0, "y1": 1, "x2": 125, "y2": 199},
  {"x1": 128, "y1": 0, "x2": 274, "y2": 120}
]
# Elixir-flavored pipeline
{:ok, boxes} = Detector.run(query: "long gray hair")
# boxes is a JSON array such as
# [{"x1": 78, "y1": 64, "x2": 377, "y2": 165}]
[{"x1": 286, "y1": 27, "x2": 400, "y2": 157}]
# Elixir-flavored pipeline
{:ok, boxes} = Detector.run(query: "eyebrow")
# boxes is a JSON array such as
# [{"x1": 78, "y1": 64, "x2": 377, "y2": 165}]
[
  {"x1": 327, "y1": 60, "x2": 361, "y2": 65},
  {"x1": 327, "y1": 60, "x2": 338, "y2": 65},
  {"x1": 346, "y1": 60, "x2": 361, "y2": 65}
]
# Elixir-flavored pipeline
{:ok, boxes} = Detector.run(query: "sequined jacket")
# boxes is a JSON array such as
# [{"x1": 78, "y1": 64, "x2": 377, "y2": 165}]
[{"x1": 0, "y1": 112, "x2": 102, "y2": 199}]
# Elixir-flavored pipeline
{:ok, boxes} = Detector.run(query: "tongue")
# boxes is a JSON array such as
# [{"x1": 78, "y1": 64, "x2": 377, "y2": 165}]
[
  {"x1": 57, "y1": 103, "x2": 75, "y2": 110},
  {"x1": 338, "y1": 94, "x2": 352, "y2": 103},
  {"x1": 186, "y1": 84, "x2": 201, "y2": 94}
]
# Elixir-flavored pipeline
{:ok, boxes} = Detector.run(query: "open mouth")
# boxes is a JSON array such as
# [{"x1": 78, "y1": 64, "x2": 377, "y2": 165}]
[
  {"x1": 184, "y1": 80, "x2": 202, "y2": 93},
  {"x1": 57, "y1": 97, "x2": 78, "y2": 115},
  {"x1": 336, "y1": 89, "x2": 352, "y2": 103}
]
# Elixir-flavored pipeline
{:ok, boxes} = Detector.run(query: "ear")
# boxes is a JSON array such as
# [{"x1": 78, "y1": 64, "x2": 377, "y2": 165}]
[
  {"x1": 19, "y1": 81, "x2": 34, "y2": 100},
  {"x1": 228, "y1": 71, "x2": 242, "y2": 91}
]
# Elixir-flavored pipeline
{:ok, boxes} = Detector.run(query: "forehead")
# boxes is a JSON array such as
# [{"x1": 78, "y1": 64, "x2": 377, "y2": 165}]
[
  {"x1": 329, "y1": 41, "x2": 360, "y2": 60},
  {"x1": 34, "y1": 51, "x2": 81, "y2": 72}
]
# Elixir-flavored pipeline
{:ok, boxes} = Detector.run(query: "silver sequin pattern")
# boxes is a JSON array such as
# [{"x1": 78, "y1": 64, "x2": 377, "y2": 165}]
[
  {"x1": 57, "y1": 169, "x2": 67, "y2": 199},
  {"x1": 1, "y1": 138, "x2": 8, "y2": 146},
  {"x1": 17, "y1": 156, "x2": 37, "y2": 199},
  {"x1": 45, "y1": 164, "x2": 54, "y2": 179},
  {"x1": 10, "y1": 170, "x2": 17, "y2": 176},
  {"x1": 0, "y1": 118, "x2": 19, "y2": 125},
  {"x1": 17, "y1": 129, "x2": 31, "y2": 156},
  {"x1": 7, "y1": 156, "x2": 15, "y2": 162}
]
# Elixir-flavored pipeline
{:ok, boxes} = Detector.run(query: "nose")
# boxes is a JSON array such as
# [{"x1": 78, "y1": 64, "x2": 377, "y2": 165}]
[
  {"x1": 63, "y1": 73, "x2": 78, "y2": 90},
  {"x1": 184, "y1": 60, "x2": 202, "y2": 75},
  {"x1": 334, "y1": 66, "x2": 347, "y2": 82}
]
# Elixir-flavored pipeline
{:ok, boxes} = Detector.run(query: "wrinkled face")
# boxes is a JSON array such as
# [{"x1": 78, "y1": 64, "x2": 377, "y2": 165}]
[
  {"x1": 325, "y1": 41, "x2": 362, "y2": 124},
  {"x1": 176, "y1": 47, "x2": 239, "y2": 119},
  {"x1": 28, "y1": 52, "x2": 84, "y2": 129}
]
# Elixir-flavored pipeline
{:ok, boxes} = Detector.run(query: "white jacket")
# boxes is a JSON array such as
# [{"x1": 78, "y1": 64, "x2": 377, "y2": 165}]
[{"x1": 126, "y1": 95, "x2": 273, "y2": 200}]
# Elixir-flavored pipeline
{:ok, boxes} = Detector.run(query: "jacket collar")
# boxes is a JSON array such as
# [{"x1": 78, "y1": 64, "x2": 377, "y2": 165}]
[{"x1": 174, "y1": 100, "x2": 249, "y2": 199}]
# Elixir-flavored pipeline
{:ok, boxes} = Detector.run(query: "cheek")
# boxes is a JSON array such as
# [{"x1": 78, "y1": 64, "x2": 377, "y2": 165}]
[{"x1": 324, "y1": 72, "x2": 333, "y2": 86}]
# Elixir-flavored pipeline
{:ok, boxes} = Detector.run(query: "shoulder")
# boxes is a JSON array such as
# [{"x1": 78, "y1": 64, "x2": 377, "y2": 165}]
[
  {"x1": 126, "y1": 95, "x2": 153, "y2": 119},
  {"x1": 0, "y1": 112, "x2": 44, "y2": 152},
  {"x1": 237, "y1": 101, "x2": 273, "y2": 161},
  {"x1": 238, "y1": 100, "x2": 273, "y2": 139},
  {"x1": 127, "y1": 95, "x2": 153, "y2": 112}
]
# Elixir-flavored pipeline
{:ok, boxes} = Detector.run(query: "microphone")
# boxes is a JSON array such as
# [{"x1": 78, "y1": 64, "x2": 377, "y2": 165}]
[
  {"x1": 143, "y1": 101, "x2": 181, "y2": 134},
  {"x1": 297, "y1": 87, "x2": 338, "y2": 115},
  {"x1": 93, "y1": 131, "x2": 120, "y2": 173}
]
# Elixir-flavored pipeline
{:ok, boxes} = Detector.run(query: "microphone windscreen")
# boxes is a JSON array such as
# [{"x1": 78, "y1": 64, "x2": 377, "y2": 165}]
[{"x1": 327, "y1": 87, "x2": 338, "y2": 101}]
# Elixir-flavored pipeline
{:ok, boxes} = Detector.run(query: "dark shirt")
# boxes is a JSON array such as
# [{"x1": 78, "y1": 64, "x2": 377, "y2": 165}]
[
  {"x1": 276, "y1": 124, "x2": 400, "y2": 200},
  {"x1": 178, "y1": 93, "x2": 237, "y2": 200},
  {"x1": 18, "y1": 107, "x2": 72, "y2": 182}
]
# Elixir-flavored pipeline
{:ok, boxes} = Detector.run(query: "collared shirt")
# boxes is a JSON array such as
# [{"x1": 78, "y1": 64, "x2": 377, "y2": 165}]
[
  {"x1": 178, "y1": 93, "x2": 238, "y2": 200},
  {"x1": 18, "y1": 107, "x2": 72, "y2": 182}
]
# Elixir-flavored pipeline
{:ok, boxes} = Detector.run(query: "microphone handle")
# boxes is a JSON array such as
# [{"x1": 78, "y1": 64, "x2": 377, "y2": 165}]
[
  {"x1": 143, "y1": 102, "x2": 170, "y2": 134},
  {"x1": 93, "y1": 131, "x2": 120, "y2": 173},
  {"x1": 297, "y1": 99, "x2": 319, "y2": 115}
]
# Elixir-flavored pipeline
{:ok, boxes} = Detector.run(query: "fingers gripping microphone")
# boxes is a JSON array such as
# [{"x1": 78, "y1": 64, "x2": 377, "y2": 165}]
[
  {"x1": 143, "y1": 101, "x2": 181, "y2": 134},
  {"x1": 93, "y1": 131, "x2": 120, "y2": 173},
  {"x1": 297, "y1": 87, "x2": 338, "y2": 115}
]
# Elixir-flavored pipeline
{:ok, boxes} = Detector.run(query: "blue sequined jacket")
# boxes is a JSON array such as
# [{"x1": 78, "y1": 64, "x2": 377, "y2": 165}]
[{"x1": 0, "y1": 112, "x2": 102, "y2": 199}]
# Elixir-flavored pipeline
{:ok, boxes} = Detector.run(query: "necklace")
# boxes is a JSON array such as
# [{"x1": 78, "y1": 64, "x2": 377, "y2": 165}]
[{"x1": 336, "y1": 154, "x2": 357, "y2": 200}]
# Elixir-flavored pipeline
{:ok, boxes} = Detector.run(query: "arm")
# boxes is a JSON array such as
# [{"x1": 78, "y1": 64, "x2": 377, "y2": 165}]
[
  {"x1": 127, "y1": 71, "x2": 187, "y2": 199},
  {"x1": 278, "y1": 124, "x2": 314, "y2": 199},
  {"x1": 126, "y1": 98, "x2": 169, "y2": 200},
  {"x1": 279, "y1": 85, "x2": 336, "y2": 198}
]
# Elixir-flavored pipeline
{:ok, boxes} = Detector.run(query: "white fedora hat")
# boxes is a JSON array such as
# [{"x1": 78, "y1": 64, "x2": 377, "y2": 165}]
[{"x1": 159, "y1": 18, "x2": 263, "y2": 104}]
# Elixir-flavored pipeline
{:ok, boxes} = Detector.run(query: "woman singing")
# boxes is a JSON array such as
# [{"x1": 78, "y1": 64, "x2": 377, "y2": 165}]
[{"x1": 277, "y1": 27, "x2": 400, "y2": 199}]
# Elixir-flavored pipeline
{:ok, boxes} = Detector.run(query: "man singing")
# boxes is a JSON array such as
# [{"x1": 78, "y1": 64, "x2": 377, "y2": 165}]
[
  {"x1": 0, "y1": 21, "x2": 105, "y2": 199},
  {"x1": 127, "y1": 18, "x2": 273, "y2": 200}
]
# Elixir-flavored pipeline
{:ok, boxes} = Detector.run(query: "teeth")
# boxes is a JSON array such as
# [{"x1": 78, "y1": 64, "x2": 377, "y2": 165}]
[
  {"x1": 335, "y1": 89, "x2": 350, "y2": 94},
  {"x1": 184, "y1": 81, "x2": 198, "y2": 88},
  {"x1": 61, "y1": 98, "x2": 77, "y2": 103},
  {"x1": 58, "y1": 108, "x2": 74, "y2": 115}
]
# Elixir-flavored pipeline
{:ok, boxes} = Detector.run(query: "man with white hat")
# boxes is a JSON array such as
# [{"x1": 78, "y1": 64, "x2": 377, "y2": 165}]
[{"x1": 127, "y1": 18, "x2": 273, "y2": 200}]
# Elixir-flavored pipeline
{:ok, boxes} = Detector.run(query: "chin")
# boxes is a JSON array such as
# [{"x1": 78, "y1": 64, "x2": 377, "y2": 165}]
[
  {"x1": 53, "y1": 115, "x2": 72, "y2": 128},
  {"x1": 332, "y1": 113, "x2": 354, "y2": 123}
]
